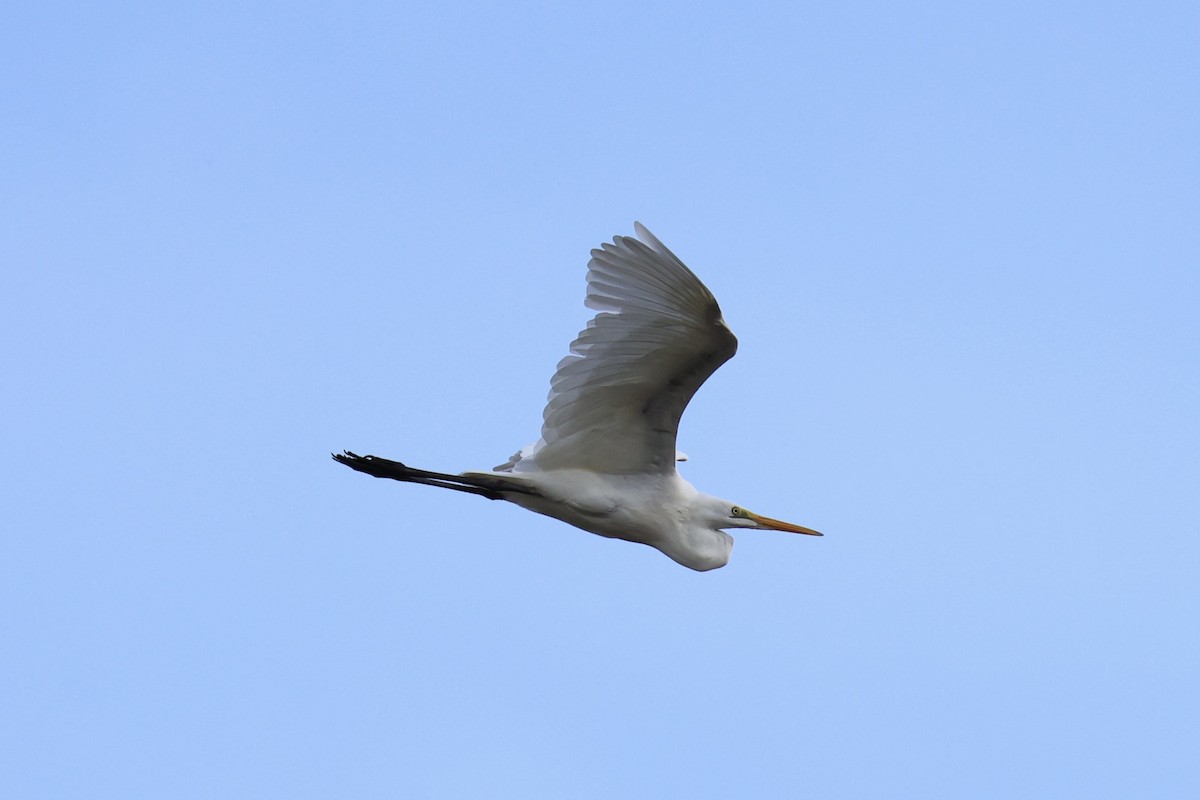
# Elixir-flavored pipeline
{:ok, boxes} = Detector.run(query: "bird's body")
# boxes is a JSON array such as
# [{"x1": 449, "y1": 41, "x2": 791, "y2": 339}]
[
  {"x1": 335, "y1": 223, "x2": 821, "y2": 570},
  {"x1": 466, "y1": 469, "x2": 735, "y2": 571}
]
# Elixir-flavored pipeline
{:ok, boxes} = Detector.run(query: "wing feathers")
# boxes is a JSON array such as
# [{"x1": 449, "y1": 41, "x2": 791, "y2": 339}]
[{"x1": 503, "y1": 224, "x2": 737, "y2": 475}]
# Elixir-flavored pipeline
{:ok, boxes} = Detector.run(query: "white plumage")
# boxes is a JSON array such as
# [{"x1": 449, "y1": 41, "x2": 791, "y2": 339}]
[
  {"x1": 335, "y1": 223, "x2": 821, "y2": 570},
  {"x1": 494, "y1": 222, "x2": 735, "y2": 476}
]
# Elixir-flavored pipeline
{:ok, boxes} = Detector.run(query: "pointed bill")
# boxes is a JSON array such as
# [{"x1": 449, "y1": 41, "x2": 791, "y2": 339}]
[{"x1": 746, "y1": 511, "x2": 823, "y2": 537}]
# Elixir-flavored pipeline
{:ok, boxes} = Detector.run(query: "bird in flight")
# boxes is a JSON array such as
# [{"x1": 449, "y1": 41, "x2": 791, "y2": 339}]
[{"x1": 334, "y1": 223, "x2": 822, "y2": 570}]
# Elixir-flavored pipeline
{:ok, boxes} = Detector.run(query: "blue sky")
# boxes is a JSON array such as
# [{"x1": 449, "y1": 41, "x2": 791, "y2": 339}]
[{"x1": 3, "y1": 1, "x2": 1198, "y2": 797}]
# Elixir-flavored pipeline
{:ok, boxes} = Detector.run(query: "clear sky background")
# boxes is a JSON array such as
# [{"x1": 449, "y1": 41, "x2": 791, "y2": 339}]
[{"x1": 3, "y1": 2, "x2": 1198, "y2": 797}]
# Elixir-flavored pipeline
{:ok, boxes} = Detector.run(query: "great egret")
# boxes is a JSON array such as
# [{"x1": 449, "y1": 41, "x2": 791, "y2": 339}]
[{"x1": 334, "y1": 223, "x2": 822, "y2": 570}]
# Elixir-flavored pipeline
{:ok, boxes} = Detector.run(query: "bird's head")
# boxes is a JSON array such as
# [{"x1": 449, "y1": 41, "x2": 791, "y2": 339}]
[{"x1": 708, "y1": 497, "x2": 823, "y2": 537}]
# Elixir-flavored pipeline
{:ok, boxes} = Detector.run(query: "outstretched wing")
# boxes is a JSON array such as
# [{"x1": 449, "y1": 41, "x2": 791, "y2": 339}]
[{"x1": 498, "y1": 223, "x2": 737, "y2": 475}]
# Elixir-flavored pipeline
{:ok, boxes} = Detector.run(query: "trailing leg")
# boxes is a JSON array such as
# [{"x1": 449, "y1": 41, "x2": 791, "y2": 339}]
[{"x1": 332, "y1": 451, "x2": 534, "y2": 500}]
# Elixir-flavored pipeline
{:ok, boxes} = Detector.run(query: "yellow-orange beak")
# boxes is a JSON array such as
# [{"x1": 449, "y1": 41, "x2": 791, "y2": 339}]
[{"x1": 746, "y1": 511, "x2": 823, "y2": 537}]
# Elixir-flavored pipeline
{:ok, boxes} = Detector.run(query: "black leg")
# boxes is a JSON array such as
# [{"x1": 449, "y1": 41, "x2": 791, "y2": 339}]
[{"x1": 331, "y1": 451, "x2": 528, "y2": 501}]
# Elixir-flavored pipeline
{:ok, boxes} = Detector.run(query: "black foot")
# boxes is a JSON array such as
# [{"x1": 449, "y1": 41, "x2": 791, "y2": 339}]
[{"x1": 331, "y1": 450, "x2": 412, "y2": 480}]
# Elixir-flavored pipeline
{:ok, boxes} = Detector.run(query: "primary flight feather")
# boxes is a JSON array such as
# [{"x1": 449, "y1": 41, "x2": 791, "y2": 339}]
[{"x1": 334, "y1": 223, "x2": 821, "y2": 570}]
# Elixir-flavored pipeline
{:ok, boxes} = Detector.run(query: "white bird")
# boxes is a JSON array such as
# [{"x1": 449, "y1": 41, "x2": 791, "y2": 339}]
[{"x1": 335, "y1": 223, "x2": 822, "y2": 570}]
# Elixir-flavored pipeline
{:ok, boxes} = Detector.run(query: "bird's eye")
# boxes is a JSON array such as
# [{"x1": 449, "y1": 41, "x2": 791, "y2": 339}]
[{"x1": 731, "y1": 506, "x2": 742, "y2": 516}]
